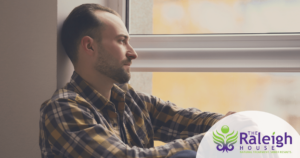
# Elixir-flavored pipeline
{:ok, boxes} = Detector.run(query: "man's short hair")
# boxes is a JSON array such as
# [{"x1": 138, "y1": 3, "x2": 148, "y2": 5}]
[{"x1": 61, "y1": 4, "x2": 119, "y2": 63}]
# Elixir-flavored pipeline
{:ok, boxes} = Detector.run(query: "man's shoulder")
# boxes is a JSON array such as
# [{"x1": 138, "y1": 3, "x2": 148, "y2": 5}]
[{"x1": 40, "y1": 83, "x2": 83, "y2": 110}]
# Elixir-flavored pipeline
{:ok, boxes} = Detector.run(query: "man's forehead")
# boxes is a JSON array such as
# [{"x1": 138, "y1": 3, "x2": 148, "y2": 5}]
[{"x1": 94, "y1": 10, "x2": 128, "y2": 37}]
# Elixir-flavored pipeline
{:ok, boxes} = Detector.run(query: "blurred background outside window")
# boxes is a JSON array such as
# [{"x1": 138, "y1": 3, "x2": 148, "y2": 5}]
[{"x1": 128, "y1": 0, "x2": 300, "y2": 146}]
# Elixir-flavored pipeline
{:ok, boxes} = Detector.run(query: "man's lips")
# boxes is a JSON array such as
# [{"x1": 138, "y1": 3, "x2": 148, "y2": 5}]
[{"x1": 123, "y1": 61, "x2": 132, "y2": 66}]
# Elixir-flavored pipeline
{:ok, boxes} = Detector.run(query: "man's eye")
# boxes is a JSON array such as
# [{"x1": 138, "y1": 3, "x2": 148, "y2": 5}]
[{"x1": 119, "y1": 40, "x2": 125, "y2": 44}]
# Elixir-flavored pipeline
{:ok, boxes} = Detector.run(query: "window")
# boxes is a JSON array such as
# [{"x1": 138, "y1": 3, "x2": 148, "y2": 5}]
[
  {"x1": 112, "y1": 0, "x2": 300, "y2": 146},
  {"x1": 126, "y1": 0, "x2": 300, "y2": 72}
]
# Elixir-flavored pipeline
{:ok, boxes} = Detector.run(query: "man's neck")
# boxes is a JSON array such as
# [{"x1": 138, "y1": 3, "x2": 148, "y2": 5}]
[{"x1": 74, "y1": 68, "x2": 114, "y2": 100}]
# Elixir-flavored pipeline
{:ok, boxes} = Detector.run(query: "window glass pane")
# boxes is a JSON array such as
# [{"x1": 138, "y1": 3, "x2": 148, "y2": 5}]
[
  {"x1": 152, "y1": 72, "x2": 300, "y2": 133},
  {"x1": 130, "y1": 0, "x2": 300, "y2": 34},
  {"x1": 130, "y1": 72, "x2": 300, "y2": 147}
]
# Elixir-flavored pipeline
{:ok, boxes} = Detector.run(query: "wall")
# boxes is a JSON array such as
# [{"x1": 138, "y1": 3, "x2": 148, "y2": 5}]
[
  {"x1": 0, "y1": 0, "x2": 57, "y2": 157},
  {"x1": 0, "y1": 0, "x2": 109, "y2": 157}
]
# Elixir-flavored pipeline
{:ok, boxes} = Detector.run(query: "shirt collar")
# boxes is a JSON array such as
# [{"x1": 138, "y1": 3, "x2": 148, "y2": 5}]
[{"x1": 69, "y1": 71, "x2": 126, "y2": 111}]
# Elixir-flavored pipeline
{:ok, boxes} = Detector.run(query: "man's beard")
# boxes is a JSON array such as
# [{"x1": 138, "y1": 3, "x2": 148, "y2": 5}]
[{"x1": 94, "y1": 49, "x2": 131, "y2": 84}]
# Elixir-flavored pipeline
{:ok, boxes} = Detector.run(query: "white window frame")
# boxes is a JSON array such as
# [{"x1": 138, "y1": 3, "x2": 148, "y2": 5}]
[{"x1": 111, "y1": 0, "x2": 300, "y2": 72}]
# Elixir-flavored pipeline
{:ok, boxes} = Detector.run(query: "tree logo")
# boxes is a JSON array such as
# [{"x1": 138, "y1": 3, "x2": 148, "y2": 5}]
[{"x1": 213, "y1": 125, "x2": 238, "y2": 153}]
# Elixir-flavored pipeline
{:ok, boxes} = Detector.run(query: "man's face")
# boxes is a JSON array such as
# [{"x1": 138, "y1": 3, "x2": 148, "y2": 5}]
[{"x1": 93, "y1": 11, "x2": 137, "y2": 84}]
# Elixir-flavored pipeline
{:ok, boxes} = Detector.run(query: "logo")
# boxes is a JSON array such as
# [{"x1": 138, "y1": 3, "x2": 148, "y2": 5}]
[
  {"x1": 213, "y1": 125, "x2": 238, "y2": 153},
  {"x1": 197, "y1": 111, "x2": 300, "y2": 158},
  {"x1": 239, "y1": 131, "x2": 293, "y2": 151}
]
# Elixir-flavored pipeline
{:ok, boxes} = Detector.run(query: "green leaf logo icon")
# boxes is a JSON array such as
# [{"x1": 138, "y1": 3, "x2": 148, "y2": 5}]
[{"x1": 213, "y1": 125, "x2": 238, "y2": 153}]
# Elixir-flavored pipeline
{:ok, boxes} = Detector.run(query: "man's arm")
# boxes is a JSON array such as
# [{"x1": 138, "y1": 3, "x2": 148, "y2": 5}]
[
  {"x1": 139, "y1": 92, "x2": 224, "y2": 143},
  {"x1": 41, "y1": 98, "x2": 208, "y2": 158}
]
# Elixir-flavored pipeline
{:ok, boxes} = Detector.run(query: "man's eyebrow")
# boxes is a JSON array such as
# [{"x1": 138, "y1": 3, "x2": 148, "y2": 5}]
[{"x1": 116, "y1": 34, "x2": 130, "y2": 40}]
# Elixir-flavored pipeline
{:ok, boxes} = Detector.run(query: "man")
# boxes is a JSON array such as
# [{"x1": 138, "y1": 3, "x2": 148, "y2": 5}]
[{"x1": 39, "y1": 3, "x2": 235, "y2": 158}]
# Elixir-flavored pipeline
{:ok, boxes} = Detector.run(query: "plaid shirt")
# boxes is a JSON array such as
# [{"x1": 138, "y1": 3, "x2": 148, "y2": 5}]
[{"x1": 39, "y1": 71, "x2": 223, "y2": 158}]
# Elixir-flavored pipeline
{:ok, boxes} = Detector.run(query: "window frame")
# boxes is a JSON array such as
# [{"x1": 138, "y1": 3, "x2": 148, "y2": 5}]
[{"x1": 114, "y1": 0, "x2": 300, "y2": 72}]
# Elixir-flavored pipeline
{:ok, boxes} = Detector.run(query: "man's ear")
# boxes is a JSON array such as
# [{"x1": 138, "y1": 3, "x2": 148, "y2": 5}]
[{"x1": 81, "y1": 36, "x2": 95, "y2": 56}]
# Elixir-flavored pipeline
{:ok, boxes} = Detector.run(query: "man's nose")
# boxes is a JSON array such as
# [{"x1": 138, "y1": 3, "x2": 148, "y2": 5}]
[{"x1": 126, "y1": 44, "x2": 138, "y2": 60}]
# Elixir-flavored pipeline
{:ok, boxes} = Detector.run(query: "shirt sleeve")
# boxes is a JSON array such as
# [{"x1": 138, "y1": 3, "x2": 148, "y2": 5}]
[
  {"x1": 138, "y1": 92, "x2": 224, "y2": 143},
  {"x1": 42, "y1": 97, "x2": 215, "y2": 158}
]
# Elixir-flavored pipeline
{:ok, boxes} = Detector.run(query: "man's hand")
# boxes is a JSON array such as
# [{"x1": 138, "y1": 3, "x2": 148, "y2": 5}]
[{"x1": 220, "y1": 111, "x2": 236, "y2": 120}]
